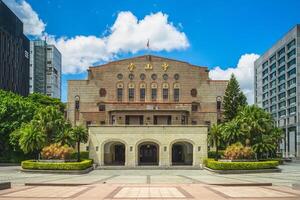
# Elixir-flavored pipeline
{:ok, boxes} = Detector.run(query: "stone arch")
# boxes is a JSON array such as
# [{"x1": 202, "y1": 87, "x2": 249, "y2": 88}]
[
  {"x1": 169, "y1": 139, "x2": 194, "y2": 166},
  {"x1": 101, "y1": 139, "x2": 127, "y2": 166},
  {"x1": 136, "y1": 139, "x2": 161, "y2": 166}
]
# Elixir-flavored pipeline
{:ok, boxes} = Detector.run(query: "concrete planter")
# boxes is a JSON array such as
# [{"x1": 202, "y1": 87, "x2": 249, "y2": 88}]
[
  {"x1": 204, "y1": 167, "x2": 281, "y2": 174},
  {"x1": 20, "y1": 166, "x2": 93, "y2": 174}
]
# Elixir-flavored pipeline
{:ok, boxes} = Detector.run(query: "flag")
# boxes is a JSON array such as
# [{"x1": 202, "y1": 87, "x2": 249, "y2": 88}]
[{"x1": 147, "y1": 39, "x2": 150, "y2": 49}]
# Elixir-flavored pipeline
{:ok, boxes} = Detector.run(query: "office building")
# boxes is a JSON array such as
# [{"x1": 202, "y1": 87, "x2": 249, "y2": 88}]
[
  {"x1": 0, "y1": 0, "x2": 29, "y2": 96},
  {"x1": 254, "y1": 25, "x2": 300, "y2": 157}
]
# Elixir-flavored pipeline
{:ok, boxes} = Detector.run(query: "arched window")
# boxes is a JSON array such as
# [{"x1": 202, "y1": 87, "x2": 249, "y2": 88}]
[
  {"x1": 128, "y1": 83, "x2": 135, "y2": 102},
  {"x1": 74, "y1": 95, "x2": 80, "y2": 110},
  {"x1": 191, "y1": 88, "x2": 197, "y2": 97},
  {"x1": 140, "y1": 83, "x2": 146, "y2": 101},
  {"x1": 173, "y1": 83, "x2": 180, "y2": 102},
  {"x1": 99, "y1": 88, "x2": 106, "y2": 97},
  {"x1": 116, "y1": 83, "x2": 123, "y2": 102},
  {"x1": 151, "y1": 83, "x2": 158, "y2": 101},
  {"x1": 162, "y1": 83, "x2": 169, "y2": 101}
]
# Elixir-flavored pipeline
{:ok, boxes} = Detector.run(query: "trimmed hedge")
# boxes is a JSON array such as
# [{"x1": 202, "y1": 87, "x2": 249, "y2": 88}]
[
  {"x1": 21, "y1": 159, "x2": 93, "y2": 170},
  {"x1": 206, "y1": 160, "x2": 279, "y2": 170}
]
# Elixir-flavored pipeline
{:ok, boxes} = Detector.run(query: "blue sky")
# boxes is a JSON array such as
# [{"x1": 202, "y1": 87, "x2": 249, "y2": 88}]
[{"x1": 4, "y1": 0, "x2": 300, "y2": 103}]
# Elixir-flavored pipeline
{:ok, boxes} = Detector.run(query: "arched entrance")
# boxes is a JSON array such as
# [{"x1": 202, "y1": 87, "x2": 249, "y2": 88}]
[
  {"x1": 138, "y1": 142, "x2": 159, "y2": 165},
  {"x1": 104, "y1": 141, "x2": 125, "y2": 165},
  {"x1": 172, "y1": 141, "x2": 193, "y2": 165}
]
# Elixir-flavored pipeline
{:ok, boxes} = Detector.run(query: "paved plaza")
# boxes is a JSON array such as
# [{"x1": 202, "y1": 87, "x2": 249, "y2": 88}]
[{"x1": 0, "y1": 162, "x2": 299, "y2": 199}]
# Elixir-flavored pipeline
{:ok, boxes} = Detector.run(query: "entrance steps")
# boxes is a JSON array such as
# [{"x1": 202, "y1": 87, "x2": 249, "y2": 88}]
[{"x1": 95, "y1": 165, "x2": 203, "y2": 170}]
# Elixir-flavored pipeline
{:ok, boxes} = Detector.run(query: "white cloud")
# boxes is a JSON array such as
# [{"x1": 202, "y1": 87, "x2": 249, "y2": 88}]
[
  {"x1": 3, "y1": 0, "x2": 46, "y2": 36},
  {"x1": 52, "y1": 11, "x2": 189, "y2": 74},
  {"x1": 3, "y1": 1, "x2": 189, "y2": 74},
  {"x1": 209, "y1": 54, "x2": 260, "y2": 104}
]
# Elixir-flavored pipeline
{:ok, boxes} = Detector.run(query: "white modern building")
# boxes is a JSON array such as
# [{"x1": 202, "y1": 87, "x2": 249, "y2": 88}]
[
  {"x1": 30, "y1": 40, "x2": 61, "y2": 99},
  {"x1": 254, "y1": 24, "x2": 300, "y2": 158}
]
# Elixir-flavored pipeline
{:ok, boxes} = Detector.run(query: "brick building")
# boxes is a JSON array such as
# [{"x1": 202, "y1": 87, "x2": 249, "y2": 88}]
[{"x1": 67, "y1": 55, "x2": 227, "y2": 167}]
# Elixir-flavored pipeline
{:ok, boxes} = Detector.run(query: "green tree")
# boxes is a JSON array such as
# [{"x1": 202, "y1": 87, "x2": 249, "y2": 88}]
[
  {"x1": 222, "y1": 74, "x2": 247, "y2": 122},
  {"x1": 208, "y1": 124, "x2": 223, "y2": 160},
  {"x1": 222, "y1": 119, "x2": 245, "y2": 145},
  {"x1": 71, "y1": 125, "x2": 88, "y2": 162},
  {"x1": 28, "y1": 93, "x2": 65, "y2": 112},
  {"x1": 55, "y1": 122, "x2": 75, "y2": 147},
  {"x1": 18, "y1": 121, "x2": 47, "y2": 157}
]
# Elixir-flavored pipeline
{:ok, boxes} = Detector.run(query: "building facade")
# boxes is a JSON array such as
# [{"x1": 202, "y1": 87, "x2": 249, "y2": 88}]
[
  {"x1": 67, "y1": 55, "x2": 227, "y2": 167},
  {"x1": 30, "y1": 41, "x2": 62, "y2": 99},
  {"x1": 0, "y1": 0, "x2": 29, "y2": 96},
  {"x1": 254, "y1": 24, "x2": 300, "y2": 158}
]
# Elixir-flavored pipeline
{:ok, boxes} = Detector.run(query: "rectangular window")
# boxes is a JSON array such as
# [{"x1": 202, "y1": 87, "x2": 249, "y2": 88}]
[
  {"x1": 287, "y1": 49, "x2": 296, "y2": 59},
  {"x1": 278, "y1": 74, "x2": 285, "y2": 83},
  {"x1": 270, "y1": 96, "x2": 276, "y2": 104},
  {"x1": 269, "y1": 80, "x2": 276, "y2": 88},
  {"x1": 287, "y1": 39, "x2": 296, "y2": 50},
  {"x1": 269, "y1": 54, "x2": 276, "y2": 63},
  {"x1": 174, "y1": 88, "x2": 180, "y2": 102},
  {"x1": 277, "y1": 47, "x2": 285, "y2": 58},
  {"x1": 162, "y1": 88, "x2": 169, "y2": 100},
  {"x1": 263, "y1": 77, "x2": 268, "y2": 84},
  {"x1": 140, "y1": 88, "x2": 145, "y2": 101},
  {"x1": 288, "y1": 107, "x2": 296, "y2": 115},
  {"x1": 99, "y1": 104, "x2": 105, "y2": 111},
  {"x1": 278, "y1": 57, "x2": 285, "y2": 65},
  {"x1": 288, "y1": 68, "x2": 296, "y2": 78},
  {"x1": 263, "y1": 92, "x2": 268, "y2": 99},
  {"x1": 151, "y1": 88, "x2": 157, "y2": 101},
  {"x1": 263, "y1": 100, "x2": 269, "y2": 107},
  {"x1": 278, "y1": 92, "x2": 286, "y2": 100},
  {"x1": 263, "y1": 84, "x2": 268, "y2": 92},
  {"x1": 270, "y1": 104, "x2": 276, "y2": 112},
  {"x1": 192, "y1": 104, "x2": 198, "y2": 112},
  {"x1": 269, "y1": 63, "x2": 276, "y2": 71},
  {"x1": 278, "y1": 83, "x2": 285, "y2": 92},
  {"x1": 262, "y1": 61, "x2": 268, "y2": 69},
  {"x1": 278, "y1": 110, "x2": 286, "y2": 117},
  {"x1": 278, "y1": 65, "x2": 285, "y2": 74},
  {"x1": 288, "y1": 87, "x2": 296, "y2": 97},
  {"x1": 288, "y1": 97, "x2": 296, "y2": 106},
  {"x1": 128, "y1": 88, "x2": 134, "y2": 101},
  {"x1": 117, "y1": 88, "x2": 123, "y2": 102},
  {"x1": 288, "y1": 78, "x2": 296, "y2": 88},
  {"x1": 270, "y1": 88, "x2": 276, "y2": 96},
  {"x1": 278, "y1": 101, "x2": 286, "y2": 109},
  {"x1": 263, "y1": 68, "x2": 268, "y2": 77},
  {"x1": 287, "y1": 58, "x2": 296, "y2": 69},
  {"x1": 269, "y1": 71, "x2": 276, "y2": 80}
]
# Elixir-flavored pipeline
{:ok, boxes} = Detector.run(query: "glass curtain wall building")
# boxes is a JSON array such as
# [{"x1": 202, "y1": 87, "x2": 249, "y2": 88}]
[
  {"x1": 30, "y1": 41, "x2": 61, "y2": 99},
  {"x1": 254, "y1": 25, "x2": 300, "y2": 158},
  {"x1": 0, "y1": 0, "x2": 29, "y2": 96}
]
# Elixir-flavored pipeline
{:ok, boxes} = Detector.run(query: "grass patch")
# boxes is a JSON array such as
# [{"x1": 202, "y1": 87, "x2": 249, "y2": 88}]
[
  {"x1": 21, "y1": 159, "x2": 93, "y2": 170},
  {"x1": 206, "y1": 160, "x2": 279, "y2": 170}
]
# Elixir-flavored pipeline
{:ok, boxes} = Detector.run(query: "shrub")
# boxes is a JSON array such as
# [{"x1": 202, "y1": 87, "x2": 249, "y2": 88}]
[
  {"x1": 208, "y1": 150, "x2": 224, "y2": 159},
  {"x1": 41, "y1": 143, "x2": 74, "y2": 160},
  {"x1": 70, "y1": 151, "x2": 89, "y2": 160},
  {"x1": 224, "y1": 142, "x2": 254, "y2": 160},
  {"x1": 206, "y1": 160, "x2": 279, "y2": 170},
  {"x1": 21, "y1": 159, "x2": 93, "y2": 170}
]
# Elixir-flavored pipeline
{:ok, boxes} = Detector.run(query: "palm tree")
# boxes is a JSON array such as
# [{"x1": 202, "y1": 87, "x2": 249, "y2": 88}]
[
  {"x1": 222, "y1": 119, "x2": 244, "y2": 145},
  {"x1": 208, "y1": 124, "x2": 223, "y2": 160},
  {"x1": 55, "y1": 122, "x2": 75, "y2": 146},
  {"x1": 71, "y1": 125, "x2": 88, "y2": 162},
  {"x1": 19, "y1": 121, "x2": 46, "y2": 158}
]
